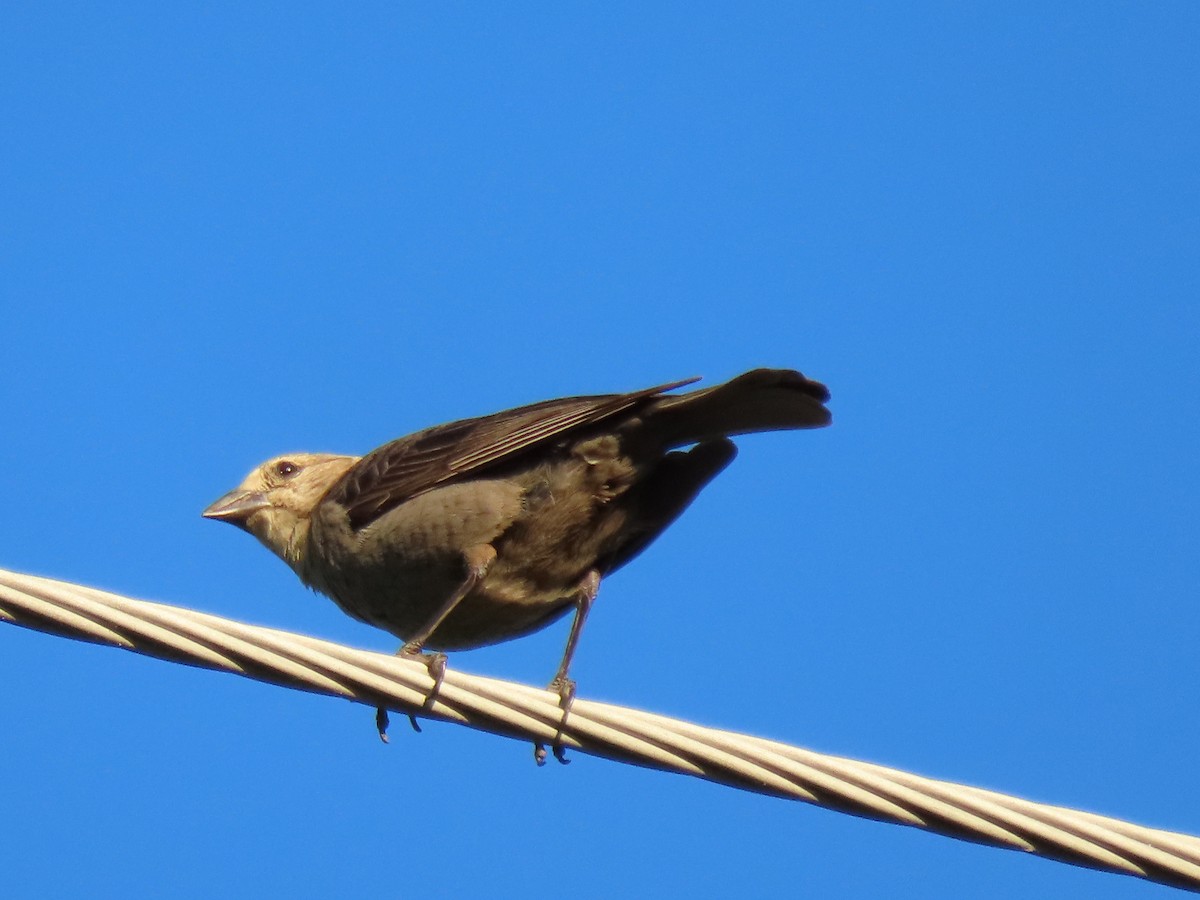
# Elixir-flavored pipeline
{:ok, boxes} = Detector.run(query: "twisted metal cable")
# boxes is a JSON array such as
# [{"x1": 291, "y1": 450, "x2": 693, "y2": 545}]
[{"x1": 0, "y1": 566, "x2": 1196, "y2": 893}]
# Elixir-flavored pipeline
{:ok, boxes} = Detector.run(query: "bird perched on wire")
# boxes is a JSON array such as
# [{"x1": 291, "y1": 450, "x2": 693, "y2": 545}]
[{"x1": 202, "y1": 367, "x2": 831, "y2": 759}]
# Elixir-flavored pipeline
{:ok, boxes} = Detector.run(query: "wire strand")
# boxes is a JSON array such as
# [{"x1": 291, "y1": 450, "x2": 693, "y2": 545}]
[{"x1": 0, "y1": 566, "x2": 1196, "y2": 892}]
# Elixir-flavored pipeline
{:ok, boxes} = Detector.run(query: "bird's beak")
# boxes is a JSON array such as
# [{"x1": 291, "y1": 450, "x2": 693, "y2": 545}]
[{"x1": 202, "y1": 489, "x2": 271, "y2": 527}]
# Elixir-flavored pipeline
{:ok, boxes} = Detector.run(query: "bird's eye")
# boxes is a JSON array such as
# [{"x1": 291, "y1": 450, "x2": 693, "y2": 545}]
[{"x1": 274, "y1": 460, "x2": 300, "y2": 479}]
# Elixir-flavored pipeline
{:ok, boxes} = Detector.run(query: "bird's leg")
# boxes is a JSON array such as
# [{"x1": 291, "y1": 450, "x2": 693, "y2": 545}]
[
  {"x1": 376, "y1": 543, "x2": 496, "y2": 742},
  {"x1": 549, "y1": 569, "x2": 600, "y2": 703},
  {"x1": 535, "y1": 569, "x2": 601, "y2": 766}
]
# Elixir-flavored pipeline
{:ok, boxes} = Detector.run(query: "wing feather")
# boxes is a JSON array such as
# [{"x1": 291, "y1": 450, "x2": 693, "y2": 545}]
[{"x1": 324, "y1": 377, "x2": 699, "y2": 530}]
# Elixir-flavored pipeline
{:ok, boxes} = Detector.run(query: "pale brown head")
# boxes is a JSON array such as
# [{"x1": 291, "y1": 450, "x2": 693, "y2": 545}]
[{"x1": 202, "y1": 452, "x2": 358, "y2": 568}]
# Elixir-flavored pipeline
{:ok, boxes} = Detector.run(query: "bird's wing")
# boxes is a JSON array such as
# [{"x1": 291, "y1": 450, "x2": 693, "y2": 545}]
[{"x1": 323, "y1": 377, "x2": 700, "y2": 531}]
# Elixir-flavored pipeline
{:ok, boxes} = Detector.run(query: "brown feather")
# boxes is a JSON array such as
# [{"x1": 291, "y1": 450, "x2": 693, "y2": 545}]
[{"x1": 325, "y1": 377, "x2": 701, "y2": 530}]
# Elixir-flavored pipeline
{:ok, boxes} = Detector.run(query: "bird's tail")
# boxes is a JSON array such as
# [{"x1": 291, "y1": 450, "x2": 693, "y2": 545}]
[{"x1": 646, "y1": 368, "x2": 831, "y2": 447}]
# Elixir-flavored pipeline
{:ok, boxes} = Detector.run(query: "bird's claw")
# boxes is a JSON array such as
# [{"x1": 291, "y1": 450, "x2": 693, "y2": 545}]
[
  {"x1": 533, "y1": 676, "x2": 577, "y2": 765},
  {"x1": 399, "y1": 645, "x2": 447, "y2": 684},
  {"x1": 377, "y1": 647, "x2": 447, "y2": 742},
  {"x1": 425, "y1": 651, "x2": 448, "y2": 684},
  {"x1": 550, "y1": 675, "x2": 577, "y2": 709},
  {"x1": 375, "y1": 707, "x2": 423, "y2": 743}
]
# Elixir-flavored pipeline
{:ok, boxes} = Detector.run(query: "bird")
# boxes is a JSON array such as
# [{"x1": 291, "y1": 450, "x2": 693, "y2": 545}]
[{"x1": 202, "y1": 367, "x2": 831, "y2": 759}]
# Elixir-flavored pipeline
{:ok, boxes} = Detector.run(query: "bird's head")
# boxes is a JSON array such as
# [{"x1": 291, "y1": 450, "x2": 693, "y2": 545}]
[{"x1": 202, "y1": 453, "x2": 357, "y2": 567}]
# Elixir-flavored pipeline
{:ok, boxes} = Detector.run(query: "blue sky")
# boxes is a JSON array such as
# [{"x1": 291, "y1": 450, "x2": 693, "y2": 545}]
[{"x1": 2, "y1": 4, "x2": 1197, "y2": 897}]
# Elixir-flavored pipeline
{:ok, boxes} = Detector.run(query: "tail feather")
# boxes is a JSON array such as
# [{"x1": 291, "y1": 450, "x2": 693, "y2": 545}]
[{"x1": 646, "y1": 368, "x2": 831, "y2": 447}]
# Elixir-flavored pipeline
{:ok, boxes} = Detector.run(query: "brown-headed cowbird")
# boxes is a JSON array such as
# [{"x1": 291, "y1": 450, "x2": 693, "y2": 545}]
[{"x1": 203, "y1": 368, "x2": 830, "y2": 753}]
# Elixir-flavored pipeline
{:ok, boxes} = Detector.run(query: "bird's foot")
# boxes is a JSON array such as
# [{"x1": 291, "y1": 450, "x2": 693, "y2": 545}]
[
  {"x1": 534, "y1": 675, "x2": 577, "y2": 766},
  {"x1": 550, "y1": 675, "x2": 577, "y2": 708},
  {"x1": 374, "y1": 707, "x2": 424, "y2": 743},
  {"x1": 376, "y1": 647, "x2": 447, "y2": 742},
  {"x1": 531, "y1": 742, "x2": 572, "y2": 766},
  {"x1": 401, "y1": 646, "x2": 448, "y2": 713},
  {"x1": 398, "y1": 644, "x2": 448, "y2": 682}
]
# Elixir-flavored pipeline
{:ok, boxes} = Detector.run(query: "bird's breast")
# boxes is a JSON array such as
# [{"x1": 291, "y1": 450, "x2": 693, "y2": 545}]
[{"x1": 303, "y1": 448, "x2": 643, "y2": 649}]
